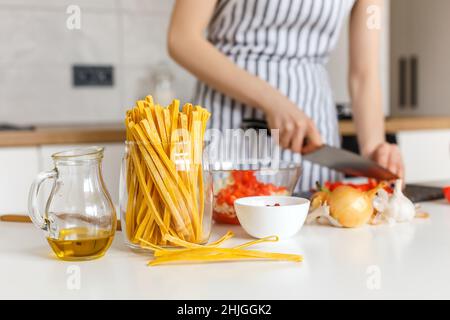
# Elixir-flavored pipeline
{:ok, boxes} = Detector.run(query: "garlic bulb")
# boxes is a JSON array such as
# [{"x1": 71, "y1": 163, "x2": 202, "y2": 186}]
[{"x1": 373, "y1": 180, "x2": 416, "y2": 225}]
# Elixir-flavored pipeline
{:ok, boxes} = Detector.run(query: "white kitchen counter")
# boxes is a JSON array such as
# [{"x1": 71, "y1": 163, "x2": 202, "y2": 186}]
[{"x1": 1, "y1": 200, "x2": 449, "y2": 300}]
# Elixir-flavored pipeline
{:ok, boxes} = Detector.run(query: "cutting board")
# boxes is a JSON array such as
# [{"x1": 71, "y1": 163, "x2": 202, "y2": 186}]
[{"x1": 295, "y1": 184, "x2": 444, "y2": 203}]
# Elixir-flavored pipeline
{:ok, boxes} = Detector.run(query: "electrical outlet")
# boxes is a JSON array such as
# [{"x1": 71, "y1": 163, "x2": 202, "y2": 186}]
[{"x1": 72, "y1": 65, "x2": 114, "y2": 87}]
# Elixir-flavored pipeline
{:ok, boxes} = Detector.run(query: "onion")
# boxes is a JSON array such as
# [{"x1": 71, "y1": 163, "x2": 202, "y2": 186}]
[
  {"x1": 327, "y1": 186, "x2": 375, "y2": 228},
  {"x1": 308, "y1": 180, "x2": 425, "y2": 228}
]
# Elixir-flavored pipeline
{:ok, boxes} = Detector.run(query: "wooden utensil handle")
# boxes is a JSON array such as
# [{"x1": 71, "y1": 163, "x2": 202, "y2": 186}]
[
  {"x1": 0, "y1": 215, "x2": 122, "y2": 231},
  {"x1": 0, "y1": 215, "x2": 32, "y2": 223}
]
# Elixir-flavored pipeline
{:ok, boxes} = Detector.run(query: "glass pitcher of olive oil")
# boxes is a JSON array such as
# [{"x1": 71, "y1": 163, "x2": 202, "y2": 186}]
[{"x1": 28, "y1": 147, "x2": 116, "y2": 261}]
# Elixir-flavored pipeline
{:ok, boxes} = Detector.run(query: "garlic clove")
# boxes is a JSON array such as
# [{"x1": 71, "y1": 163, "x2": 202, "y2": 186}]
[
  {"x1": 373, "y1": 188, "x2": 389, "y2": 213},
  {"x1": 386, "y1": 180, "x2": 416, "y2": 223},
  {"x1": 306, "y1": 206, "x2": 327, "y2": 224},
  {"x1": 306, "y1": 205, "x2": 343, "y2": 228}
]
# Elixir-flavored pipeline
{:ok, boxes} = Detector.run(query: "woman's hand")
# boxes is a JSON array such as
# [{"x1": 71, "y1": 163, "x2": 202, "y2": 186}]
[
  {"x1": 368, "y1": 142, "x2": 405, "y2": 179},
  {"x1": 263, "y1": 96, "x2": 323, "y2": 155}
]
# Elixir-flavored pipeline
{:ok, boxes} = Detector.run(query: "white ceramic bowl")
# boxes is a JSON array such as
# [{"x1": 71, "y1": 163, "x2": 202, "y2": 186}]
[{"x1": 234, "y1": 196, "x2": 310, "y2": 239}]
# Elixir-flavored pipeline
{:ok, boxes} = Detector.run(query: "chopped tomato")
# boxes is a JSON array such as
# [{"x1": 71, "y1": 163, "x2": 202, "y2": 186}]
[
  {"x1": 213, "y1": 211, "x2": 240, "y2": 225},
  {"x1": 444, "y1": 187, "x2": 450, "y2": 203},
  {"x1": 322, "y1": 179, "x2": 393, "y2": 194},
  {"x1": 213, "y1": 170, "x2": 288, "y2": 224}
]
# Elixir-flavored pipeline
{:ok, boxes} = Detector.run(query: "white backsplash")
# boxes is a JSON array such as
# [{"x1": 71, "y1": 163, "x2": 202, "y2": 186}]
[{"x1": 0, "y1": 0, "x2": 195, "y2": 125}]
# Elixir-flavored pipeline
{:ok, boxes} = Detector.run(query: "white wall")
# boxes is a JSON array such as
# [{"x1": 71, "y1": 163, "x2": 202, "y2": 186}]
[
  {"x1": 0, "y1": 0, "x2": 390, "y2": 125},
  {"x1": 0, "y1": 0, "x2": 196, "y2": 125}
]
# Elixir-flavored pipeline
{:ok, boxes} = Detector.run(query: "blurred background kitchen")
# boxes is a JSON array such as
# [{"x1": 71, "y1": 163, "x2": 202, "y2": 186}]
[{"x1": 0, "y1": 0, "x2": 449, "y2": 214}]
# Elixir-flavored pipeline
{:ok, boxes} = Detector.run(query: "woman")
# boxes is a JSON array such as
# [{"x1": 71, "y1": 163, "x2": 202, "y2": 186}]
[{"x1": 168, "y1": 0, "x2": 404, "y2": 191}]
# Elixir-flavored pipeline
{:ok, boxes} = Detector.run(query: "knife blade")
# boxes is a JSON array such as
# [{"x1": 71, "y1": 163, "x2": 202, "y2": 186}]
[{"x1": 303, "y1": 145, "x2": 399, "y2": 180}]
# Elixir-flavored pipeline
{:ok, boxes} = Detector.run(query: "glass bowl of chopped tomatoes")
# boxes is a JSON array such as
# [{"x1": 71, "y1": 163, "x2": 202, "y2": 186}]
[{"x1": 211, "y1": 162, "x2": 302, "y2": 225}]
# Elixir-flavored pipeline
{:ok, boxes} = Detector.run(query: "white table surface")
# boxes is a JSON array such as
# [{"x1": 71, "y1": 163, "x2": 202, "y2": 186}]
[{"x1": 1, "y1": 200, "x2": 449, "y2": 300}]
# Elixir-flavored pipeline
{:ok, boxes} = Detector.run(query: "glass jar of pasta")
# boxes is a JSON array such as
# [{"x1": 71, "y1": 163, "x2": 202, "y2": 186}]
[{"x1": 119, "y1": 97, "x2": 213, "y2": 250}]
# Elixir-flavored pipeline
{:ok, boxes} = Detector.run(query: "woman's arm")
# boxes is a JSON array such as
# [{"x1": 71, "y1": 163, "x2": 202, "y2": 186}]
[
  {"x1": 349, "y1": 0, "x2": 404, "y2": 177},
  {"x1": 168, "y1": 0, "x2": 322, "y2": 154}
]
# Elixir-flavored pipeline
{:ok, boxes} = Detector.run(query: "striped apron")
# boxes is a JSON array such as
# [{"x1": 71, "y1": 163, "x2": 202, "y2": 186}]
[{"x1": 195, "y1": 0, "x2": 355, "y2": 191}]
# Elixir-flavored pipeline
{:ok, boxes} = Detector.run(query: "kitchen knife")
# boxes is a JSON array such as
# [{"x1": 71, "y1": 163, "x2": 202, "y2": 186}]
[
  {"x1": 240, "y1": 118, "x2": 398, "y2": 180},
  {"x1": 303, "y1": 145, "x2": 399, "y2": 180}
]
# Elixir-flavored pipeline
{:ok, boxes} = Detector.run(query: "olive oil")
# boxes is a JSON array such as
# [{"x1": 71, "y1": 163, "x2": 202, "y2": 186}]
[{"x1": 47, "y1": 228, "x2": 114, "y2": 261}]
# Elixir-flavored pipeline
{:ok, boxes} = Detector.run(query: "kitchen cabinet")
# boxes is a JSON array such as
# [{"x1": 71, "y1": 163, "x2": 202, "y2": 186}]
[
  {"x1": 0, "y1": 129, "x2": 448, "y2": 214},
  {"x1": 39, "y1": 143, "x2": 124, "y2": 206},
  {"x1": 0, "y1": 143, "x2": 124, "y2": 214},
  {"x1": 398, "y1": 129, "x2": 450, "y2": 183},
  {"x1": 0, "y1": 147, "x2": 40, "y2": 213},
  {"x1": 390, "y1": 0, "x2": 450, "y2": 116}
]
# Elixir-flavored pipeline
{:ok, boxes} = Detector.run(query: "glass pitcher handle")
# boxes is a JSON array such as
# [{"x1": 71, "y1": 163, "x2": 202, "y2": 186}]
[{"x1": 28, "y1": 169, "x2": 57, "y2": 230}]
